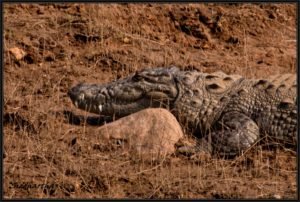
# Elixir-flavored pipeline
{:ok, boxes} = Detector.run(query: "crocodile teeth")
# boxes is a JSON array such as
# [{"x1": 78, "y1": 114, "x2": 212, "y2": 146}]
[
  {"x1": 79, "y1": 93, "x2": 85, "y2": 100},
  {"x1": 98, "y1": 104, "x2": 103, "y2": 112}
]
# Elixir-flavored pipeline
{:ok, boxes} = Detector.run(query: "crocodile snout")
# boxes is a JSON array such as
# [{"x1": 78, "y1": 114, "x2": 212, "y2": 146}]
[
  {"x1": 67, "y1": 88, "x2": 76, "y2": 100},
  {"x1": 68, "y1": 83, "x2": 89, "y2": 107},
  {"x1": 68, "y1": 87, "x2": 77, "y2": 103}
]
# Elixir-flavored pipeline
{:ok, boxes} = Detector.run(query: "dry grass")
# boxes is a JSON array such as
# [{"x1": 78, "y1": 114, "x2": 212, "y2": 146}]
[{"x1": 3, "y1": 3, "x2": 297, "y2": 199}]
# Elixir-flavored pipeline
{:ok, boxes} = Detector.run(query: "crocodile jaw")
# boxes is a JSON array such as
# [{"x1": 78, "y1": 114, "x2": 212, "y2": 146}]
[
  {"x1": 68, "y1": 83, "x2": 177, "y2": 117},
  {"x1": 68, "y1": 67, "x2": 179, "y2": 117}
]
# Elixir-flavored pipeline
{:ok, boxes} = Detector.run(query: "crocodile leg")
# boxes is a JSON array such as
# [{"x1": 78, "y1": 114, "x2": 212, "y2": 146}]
[
  {"x1": 211, "y1": 111, "x2": 260, "y2": 156},
  {"x1": 176, "y1": 138, "x2": 213, "y2": 156},
  {"x1": 176, "y1": 112, "x2": 260, "y2": 157}
]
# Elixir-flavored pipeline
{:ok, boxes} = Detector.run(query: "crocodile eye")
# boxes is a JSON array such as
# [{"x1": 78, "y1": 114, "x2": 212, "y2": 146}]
[{"x1": 132, "y1": 73, "x2": 142, "y2": 82}]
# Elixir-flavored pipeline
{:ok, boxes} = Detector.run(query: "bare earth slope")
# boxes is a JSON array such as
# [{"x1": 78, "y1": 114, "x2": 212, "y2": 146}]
[{"x1": 3, "y1": 3, "x2": 297, "y2": 199}]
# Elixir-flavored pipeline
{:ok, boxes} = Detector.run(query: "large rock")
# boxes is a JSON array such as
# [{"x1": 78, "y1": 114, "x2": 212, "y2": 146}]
[{"x1": 98, "y1": 108, "x2": 184, "y2": 159}]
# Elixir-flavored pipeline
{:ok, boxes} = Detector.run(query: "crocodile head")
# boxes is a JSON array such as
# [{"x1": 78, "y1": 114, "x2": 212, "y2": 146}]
[{"x1": 68, "y1": 67, "x2": 180, "y2": 117}]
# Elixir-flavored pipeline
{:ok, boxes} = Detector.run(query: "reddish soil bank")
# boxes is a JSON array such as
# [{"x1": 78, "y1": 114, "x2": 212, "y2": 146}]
[{"x1": 3, "y1": 3, "x2": 297, "y2": 199}]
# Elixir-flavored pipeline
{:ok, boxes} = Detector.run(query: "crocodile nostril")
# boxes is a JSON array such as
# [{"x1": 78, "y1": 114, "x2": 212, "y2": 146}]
[
  {"x1": 68, "y1": 88, "x2": 77, "y2": 100},
  {"x1": 67, "y1": 89, "x2": 72, "y2": 97}
]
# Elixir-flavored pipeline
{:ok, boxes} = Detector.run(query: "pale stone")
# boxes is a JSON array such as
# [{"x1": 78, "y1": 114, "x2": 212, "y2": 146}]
[
  {"x1": 98, "y1": 108, "x2": 184, "y2": 159},
  {"x1": 9, "y1": 47, "x2": 26, "y2": 60}
]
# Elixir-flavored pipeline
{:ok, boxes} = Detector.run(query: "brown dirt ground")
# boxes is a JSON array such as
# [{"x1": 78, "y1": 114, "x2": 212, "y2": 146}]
[{"x1": 3, "y1": 3, "x2": 297, "y2": 199}]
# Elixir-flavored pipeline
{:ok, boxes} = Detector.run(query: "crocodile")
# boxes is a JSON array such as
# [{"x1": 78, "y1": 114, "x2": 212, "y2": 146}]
[{"x1": 68, "y1": 66, "x2": 297, "y2": 156}]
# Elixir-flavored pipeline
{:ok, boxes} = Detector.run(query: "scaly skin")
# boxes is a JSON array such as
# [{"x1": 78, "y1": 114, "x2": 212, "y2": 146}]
[{"x1": 68, "y1": 67, "x2": 297, "y2": 156}]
